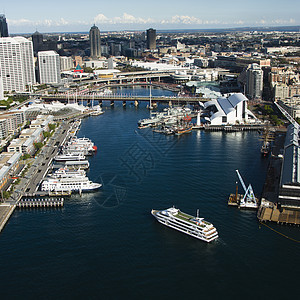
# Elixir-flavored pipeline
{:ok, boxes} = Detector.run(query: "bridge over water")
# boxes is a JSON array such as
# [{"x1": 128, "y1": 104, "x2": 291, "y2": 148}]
[{"x1": 40, "y1": 94, "x2": 209, "y2": 105}]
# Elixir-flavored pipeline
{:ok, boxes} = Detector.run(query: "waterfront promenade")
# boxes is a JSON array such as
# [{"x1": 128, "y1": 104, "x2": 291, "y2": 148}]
[
  {"x1": 0, "y1": 121, "x2": 73, "y2": 233},
  {"x1": 0, "y1": 204, "x2": 16, "y2": 232}
]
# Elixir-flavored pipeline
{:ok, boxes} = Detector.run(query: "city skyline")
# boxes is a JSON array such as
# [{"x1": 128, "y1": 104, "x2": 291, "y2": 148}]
[{"x1": 1, "y1": 0, "x2": 299, "y2": 34}]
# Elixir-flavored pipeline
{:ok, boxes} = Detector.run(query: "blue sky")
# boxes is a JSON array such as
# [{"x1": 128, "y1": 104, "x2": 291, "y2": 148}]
[{"x1": 2, "y1": 0, "x2": 300, "y2": 33}]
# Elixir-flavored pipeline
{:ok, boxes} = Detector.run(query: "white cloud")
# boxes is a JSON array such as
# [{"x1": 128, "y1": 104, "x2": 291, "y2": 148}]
[
  {"x1": 94, "y1": 14, "x2": 109, "y2": 23},
  {"x1": 7, "y1": 14, "x2": 298, "y2": 33},
  {"x1": 7, "y1": 18, "x2": 33, "y2": 26},
  {"x1": 8, "y1": 17, "x2": 73, "y2": 28},
  {"x1": 256, "y1": 18, "x2": 296, "y2": 25},
  {"x1": 162, "y1": 15, "x2": 203, "y2": 25},
  {"x1": 94, "y1": 13, "x2": 154, "y2": 24}
]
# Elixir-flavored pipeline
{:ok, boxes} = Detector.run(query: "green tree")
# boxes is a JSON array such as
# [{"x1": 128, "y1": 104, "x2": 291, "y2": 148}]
[
  {"x1": 49, "y1": 123, "x2": 56, "y2": 131},
  {"x1": 43, "y1": 131, "x2": 51, "y2": 138},
  {"x1": 22, "y1": 153, "x2": 31, "y2": 160},
  {"x1": 34, "y1": 142, "x2": 43, "y2": 150},
  {"x1": 2, "y1": 191, "x2": 11, "y2": 200},
  {"x1": 84, "y1": 67, "x2": 94, "y2": 73}
]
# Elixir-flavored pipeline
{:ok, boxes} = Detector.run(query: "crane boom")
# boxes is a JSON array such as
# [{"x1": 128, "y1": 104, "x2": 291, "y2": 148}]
[
  {"x1": 235, "y1": 170, "x2": 257, "y2": 207},
  {"x1": 236, "y1": 170, "x2": 247, "y2": 193}
]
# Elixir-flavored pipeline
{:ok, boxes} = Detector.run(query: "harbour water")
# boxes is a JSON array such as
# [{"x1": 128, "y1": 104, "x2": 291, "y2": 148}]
[{"x1": 0, "y1": 87, "x2": 299, "y2": 299}]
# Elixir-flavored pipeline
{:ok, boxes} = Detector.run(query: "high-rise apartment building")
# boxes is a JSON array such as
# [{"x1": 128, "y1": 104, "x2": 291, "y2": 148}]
[
  {"x1": 14, "y1": 37, "x2": 36, "y2": 86},
  {"x1": 246, "y1": 63, "x2": 263, "y2": 100},
  {"x1": 60, "y1": 56, "x2": 74, "y2": 71},
  {"x1": 0, "y1": 37, "x2": 36, "y2": 92},
  {"x1": 0, "y1": 75, "x2": 3, "y2": 100},
  {"x1": 146, "y1": 28, "x2": 156, "y2": 50},
  {"x1": 89, "y1": 25, "x2": 101, "y2": 59},
  {"x1": 38, "y1": 51, "x2": 60, "y2": 84},
  {"x1": 0, "y1": 14, "x2": 8, "y2": 37},
  {"x1": 0, "y1": 119, "x2": 8, "y2": 139}
]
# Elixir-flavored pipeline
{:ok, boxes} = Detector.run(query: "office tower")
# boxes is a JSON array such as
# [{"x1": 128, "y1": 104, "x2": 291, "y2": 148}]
[
  {"x1": 246, "y1": 63, "x2": 263, "y2": 100},
  {"x1": 89, "y1": 25, "x2": 101, "y2": 59},
  {"x1": 38, "y1": 51, "x2": 60, "y2": 84},
  {"x1": 146, "y1": 28, "x2": 156, "y2": 50},
  {"x1": 101, "y1": 44, "x2": 109, "y2": 56},
  {"x1": 0, "y1": 37, "x2": 36, "y2": 92},
  {"x1": 0, "y1": 14, "x2": 8, "y2": 37},
  {"x1": 32, "y1": 31, "x2": 43, "y2": 54}
]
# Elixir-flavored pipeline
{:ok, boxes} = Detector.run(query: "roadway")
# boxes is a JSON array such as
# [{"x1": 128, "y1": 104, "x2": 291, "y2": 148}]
[
  {"x1": 7, "y1": 121, "x2": 72, "y2": 201},
  {"x1": 0, "y1": 120, "x2": 73, "y2": 233}
]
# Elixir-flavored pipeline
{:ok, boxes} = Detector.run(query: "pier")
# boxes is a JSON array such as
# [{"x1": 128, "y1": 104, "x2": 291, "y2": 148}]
[
  {"x1": 203, "y1": 124, "x2": 265, "y2": 132},
  {"x1": 257, "y1": 127, "x2": 300, "y2": 225},
  {"x1": 258, "y1": 202, "x2": 300, "y2": 225},
  {"x1": 17, "y1": 198, "x2": 64, "y2": 208}
]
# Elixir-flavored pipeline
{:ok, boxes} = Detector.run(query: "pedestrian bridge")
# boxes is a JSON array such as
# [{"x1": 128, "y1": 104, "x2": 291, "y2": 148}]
[{"x1": 40, "y1": 94, "x2": 209, "y2": 104}]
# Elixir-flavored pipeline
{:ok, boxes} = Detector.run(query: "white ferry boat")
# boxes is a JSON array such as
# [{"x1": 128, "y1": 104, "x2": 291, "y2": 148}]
[
  {"x1": 64, "y1": 137, "x2": 97, "y2": 154},
  {"x1": 138, "y1": 114, "x2": 164, "y2": 128},
  {"x1": 55, "y1": 153, "x2": 86, "y2": 162},
  {"x1": 151, "y1": 207, "x2": 218, "y2": 243},
  {"x1": 49, "y1": 167, "x2": 86, "y2": 179},
  {"x1": 138, "y1": 107, "x2": 193, "y2": 128},
  {"x1": 64, "y1": 160, "x2": 90, "y2": 169},
  {"x1": 62, "y1": 146, "x2": 93, "y2": 156},
  {"x1": 41, "y1": 176, "x2": 101, "y2": 192}
]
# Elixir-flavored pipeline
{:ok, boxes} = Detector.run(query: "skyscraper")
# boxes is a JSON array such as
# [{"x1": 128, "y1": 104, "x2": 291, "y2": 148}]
[
  {"x1": 38, "y1": 51, "x2": 60, "y2": 84},
  {"x1": 89, "y1": 25, "x2": 101, "y2": 59},
  {"x1": 0, "y1": 37, "x2": 36, "y2": 92},
  {"x1": 32, "y1": 31, "x2": 43, "y2": 54},
  {"x1": 0, "y1": 14, "x2": 8, "y2": 37},
  {"x1": 246, "y1": 63, "x2": 263, "y2": 100},
  {"x1": 146, "y1": 28, "x2": 156, "y2": 50}
]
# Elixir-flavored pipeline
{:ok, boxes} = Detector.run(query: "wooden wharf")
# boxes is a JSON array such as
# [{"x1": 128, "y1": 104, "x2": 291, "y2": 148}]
[{"x1": 258, "y1": 204, "x2": 300, "y2": 226}]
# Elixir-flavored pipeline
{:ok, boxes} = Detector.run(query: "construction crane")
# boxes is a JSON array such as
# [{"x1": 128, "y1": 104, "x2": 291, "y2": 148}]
[{"x1": 235, "y1": 170, "x2": 258, "y2": 209}]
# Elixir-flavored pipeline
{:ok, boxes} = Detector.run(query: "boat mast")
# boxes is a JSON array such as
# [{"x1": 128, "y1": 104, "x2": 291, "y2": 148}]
[{"x1": 149, "y1": 81, "x2": 152, "y2": 109}]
